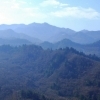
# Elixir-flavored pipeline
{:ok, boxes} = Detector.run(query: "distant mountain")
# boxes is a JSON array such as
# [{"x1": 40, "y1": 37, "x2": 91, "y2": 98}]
[
  {"x1": 79, "y1": 29, "x2": 89, "y2": 33},
  {"x1": 82, "y1": 40, "x2": 100, "y2": 56},
  {"x1": 14, "y1": 22, "x2": 75, "y2": 41},
  {"x1": 0, "y1": 38, "x2": 31, "y2": 46},
  {"x1": 48, "y1": 31, "x2": 74, "y2": 43},
  {"x1": 50, "y1": 30, "x2": 100, "y2": 44},
  {"x1": 40, "y1": 39, "x2": 82, "y2": 49},
  {"x1": 40, "y1": 41, "x2": 53, "y2": 49},
  {"x1": 71, "y1": 32, "x2": 95, "y2": 44},
  {"x1": 0, "y1": 24, "x2": 25, "y2": 30},
  {"x1": 0, "y1": 22, "x2": 100, "y2": 44},
  {"x1": 54, "y1": 39, "x2": 82, "y2": 49},
  {"x1": 0, "y1": 23, "x2": 76, "y2": 41},
  {"x1": 71, "y1": 31, "x2": 100, "y2": 44},
  {"x1": 89, "y1": 40, "x2": 100, "y2": 47},
  {"x1": 40, "y1": 39, "x2": 100, "y2": 56},
  {"x1": 0, "y1": 29, "x2": 41, "y2": 44}
]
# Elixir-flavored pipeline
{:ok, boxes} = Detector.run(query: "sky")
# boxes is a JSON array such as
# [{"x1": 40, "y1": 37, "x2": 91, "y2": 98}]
[{"x1": 0, "y1": 0, "x2": 100, "y2": 31}]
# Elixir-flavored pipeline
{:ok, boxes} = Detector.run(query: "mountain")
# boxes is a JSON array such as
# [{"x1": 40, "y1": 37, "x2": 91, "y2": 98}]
[
  {"x1": 14, "y1": 22, "x2": 75, "y2": 41},
  {"x1": 71, "y1": 31, "x2": 100, "y2": 44},
  {"x1": 48, "y1": 31, "x2": 74, "y2": 43},
  {"x1": 50, "y1": 30, "x2": 100, "y2": 44},
  {"x1": 40, "y1": 39, "x2": 82, "y2": 49},
  {"x1": 71, "y1": 32, "x2": 95, "y2": 44},
  {"x1": 53, "y1": 39, "x2": 82, "y2": 49},
  {"x1": 0, "y1": 38, "x2": 31, "y2": 46},
  {"x1": 0, "y1": 45, "x2": 100, "y2": 100},
  {"x1": 82, "y1": 40, "x2": 100, "y2": 56},
  {"x1": 0, "y1": 22, "x2": 100, "y2": 44},
  {"x1": 40, "y1": 39, "x2": 100, "y2": 57},
  {"x1": 0, "y1": 24, "x2": 26, "y2": 30},
  {"x1": 0, "y1": 23, "x2": 76, "y2": 41},
  {"x1": 39, "y1": 41, "x2": 53, "y2": 49},
  {"x1": 0, "y1": 29, "x2": 41, "y2": 44},
  {"x1": 79, "y1": 29, "x2": 89, "y2": 33}
]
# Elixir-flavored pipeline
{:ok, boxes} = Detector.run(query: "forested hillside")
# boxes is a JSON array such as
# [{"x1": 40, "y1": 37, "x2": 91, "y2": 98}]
[{"x1": 0, "y1": 45, "x2": 100, "y2": 100}]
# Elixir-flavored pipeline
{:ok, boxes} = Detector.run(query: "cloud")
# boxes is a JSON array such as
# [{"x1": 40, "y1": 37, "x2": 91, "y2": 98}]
[
  {"x1": 40, "y1": 0, "x2": 69, "y2": 7},
  {"x1": 50, "y1": 7, "x2": 100, "y2": 19},
  {"x1": 0, "y1": 0, "x2": 100, "y2": 24},
  {"x1": 23, "y1": 7, "x2": 47, "y2": 19},
  {"x1": 40, "y1": 0, "x2": 100, "y2": 19},
  {"x1": 0, "y1": 0, "x2": 47, "y2": 24},
  {"x1": 0, "y1": 13, "x2": 12, "y2": 24}
]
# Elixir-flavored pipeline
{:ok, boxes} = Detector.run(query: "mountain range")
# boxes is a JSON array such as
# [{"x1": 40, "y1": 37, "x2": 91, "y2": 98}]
[
  {"x1": 40, "y1": 39, "x2": 100, "y2": 57},
  {"x1": 0, "y1": 22, "x2": 100, "y2": 44},
  {"x1": 0, "y1": 29, "x2": 41, "y2": 44},
  {"x1": 0, "y1": 22, "x2": 100, "y2": 100},
  {"x1": 0, "y1": 22, "x2": 100, "y2": 57}
]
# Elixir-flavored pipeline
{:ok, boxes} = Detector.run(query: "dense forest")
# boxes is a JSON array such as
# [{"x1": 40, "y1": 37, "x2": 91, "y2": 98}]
[{"x1": 0, "y1": 45, "x2": 100, "y2": 100}]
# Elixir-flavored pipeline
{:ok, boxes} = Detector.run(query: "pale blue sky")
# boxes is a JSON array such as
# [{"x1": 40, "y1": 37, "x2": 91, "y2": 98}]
[{"x1": 0, "y1": 0, "x2": 100, "y2": 31}]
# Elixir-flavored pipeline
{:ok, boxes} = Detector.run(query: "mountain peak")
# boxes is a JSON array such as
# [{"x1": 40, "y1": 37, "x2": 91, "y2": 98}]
[{"x1": 79, "y1": 29, "x2": 89, "y2": 33}]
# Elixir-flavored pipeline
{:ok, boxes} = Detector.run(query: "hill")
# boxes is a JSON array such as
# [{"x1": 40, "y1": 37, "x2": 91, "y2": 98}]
[
  {"x1": 0, "y1": 38, "x2": 32, "y2": 46},
  {"x1": 40, "y1": 39, "x2": 82, "y2": 49},
  {"x1": 0, "y1": 45, "x2": 100, "y2": 100},
  {"x1": 40, "y1": 39, "x2": 100, "y2": 57},
  {"x1": 0, "y1": 29, "x2": 41, "y2": 44}
]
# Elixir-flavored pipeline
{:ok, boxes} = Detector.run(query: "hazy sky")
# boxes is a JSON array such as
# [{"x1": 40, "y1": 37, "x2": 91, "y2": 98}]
[{"x1": 0, "y1": 0, "x2": 100, "y2": 30}]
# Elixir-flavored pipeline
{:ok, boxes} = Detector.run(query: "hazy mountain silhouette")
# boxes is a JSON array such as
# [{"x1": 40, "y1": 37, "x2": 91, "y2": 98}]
[
  {"x1": 0, "y1": 22, "x2": 100, "y2": 44},
  {"x1": 71, "y1": 30, "x2": 100, "y2": 44},
  {"x1": 18, "y1": 22, "x2": 99, "y2": 44},
  {"x1": 0, "y1": 38, "x2": 31, "y2": 46},
  {"x1": 0, "y1": 24, "x2": 25, "y2": 30},
  {"x1": 0, "y1": 23, "x2": 75, "y2": 41},
  {"x1": 14, "y1": 22, "x2": 75, "y2": 41},
  {"x1": 40, "y1": 39, "x2": 82, "y2": 49},
  {"x1": 0, "y1": 29, "x2": 41, "y2": 44},
  {"x1": 40, "y1": 39, "x2": 100, "y2": 56}
]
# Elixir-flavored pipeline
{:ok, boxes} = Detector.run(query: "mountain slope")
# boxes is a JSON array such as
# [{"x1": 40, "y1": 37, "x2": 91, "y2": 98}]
[
  {"x1": 0, "y1": 24, "x2": 25, "y2": 30},
  {"x1": 40, "y1": 39, "x2": 100, "y2": 57},
  {"x1": 0, "y1": 23, "x2": 76, "y2": 41},
  {"x1": 14, "y1": 22, "x2": 75, "y2": 41},
  {"x1": 71, "y1": 31, "x2": 100, "y2": 44},
  {"x1": 0, "y1": 38, "x2": 32, "y2": 46},
  {"x1": 40, "y1": 39, "x2": 82, "y2": 49},
  {"x1": 0, "y1": 22, "x2": 100, "y2": 44},
  {"x1": 0, "y1": 45, "x2": 100, "y2": 100},
  {"x1": 0, "y1": 29, "x2": 41, "y2": 44}
]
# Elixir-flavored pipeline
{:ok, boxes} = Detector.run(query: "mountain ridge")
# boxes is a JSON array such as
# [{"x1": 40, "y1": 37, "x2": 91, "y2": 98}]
[
  {"x1": 40, "y1": 38, "x2": 100, "y2": 56},
  {"x1": 0, "y1": 45, "x2": 99, "y2": 100},
  {"x1": 0, "y1": 29, "x2": 41, "y2": 44},
  {"x1": 0, "y1": 22, "x2": 100, "y2": 44}
]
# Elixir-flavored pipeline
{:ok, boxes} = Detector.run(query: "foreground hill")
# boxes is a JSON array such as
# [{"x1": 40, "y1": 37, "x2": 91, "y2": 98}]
[{"x1": 0, "y1": 45, "x2": 100, "y2": 100}]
